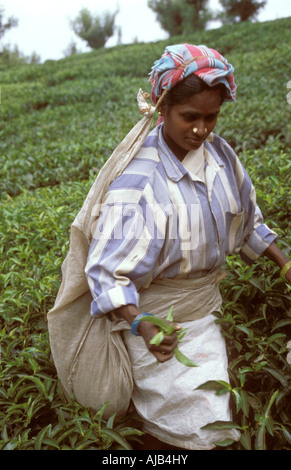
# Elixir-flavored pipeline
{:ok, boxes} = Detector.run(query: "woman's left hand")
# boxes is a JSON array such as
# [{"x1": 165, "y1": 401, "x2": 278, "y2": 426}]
[
  {"x1": 264, "y1": 244, "x2": 291, "y2": 286},
  {"x1": 284, "y1": 267, "x2": 291, "y2": 285}
]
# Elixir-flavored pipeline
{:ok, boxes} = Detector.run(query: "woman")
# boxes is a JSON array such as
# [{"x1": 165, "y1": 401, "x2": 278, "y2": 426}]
[{"x1": 49, "y1": 44, "x2": 291, "y2": 450}]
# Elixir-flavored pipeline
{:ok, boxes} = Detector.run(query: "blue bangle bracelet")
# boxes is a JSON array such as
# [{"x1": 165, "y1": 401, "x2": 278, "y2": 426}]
[{"x1": 131, "y1": 312, "x2": 154, "y2": 336}]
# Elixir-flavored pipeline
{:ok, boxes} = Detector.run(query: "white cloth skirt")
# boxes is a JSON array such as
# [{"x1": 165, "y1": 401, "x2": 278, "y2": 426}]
[{"x1": 123, "y1": 272, "x2": 241, "y2": 450}]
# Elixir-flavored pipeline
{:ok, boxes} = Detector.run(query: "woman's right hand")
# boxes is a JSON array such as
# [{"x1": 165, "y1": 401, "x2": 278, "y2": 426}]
[
  {"x1": 115, "y1": 304, "x2": 180, "y2": 363},
  {"x1": 138, "y1": 320, "x2": 180, "y2": 363}
]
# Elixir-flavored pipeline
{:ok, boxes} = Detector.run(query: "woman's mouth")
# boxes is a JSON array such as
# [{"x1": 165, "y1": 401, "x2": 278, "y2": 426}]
[{"x1": 186, "y1": 136, "x2": 204, "y2": 146}]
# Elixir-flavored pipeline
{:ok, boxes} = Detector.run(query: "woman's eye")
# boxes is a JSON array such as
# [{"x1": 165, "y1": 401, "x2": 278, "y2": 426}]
[
  {"x1": 182, "y1": 113, "x2": 219, "y2": 122},
  {"x1": 206, "y1": 113, "x2": 219, "y2": 121},
  {"x1": 182, "y1": 114, "x2": 196, "y2": 121}
]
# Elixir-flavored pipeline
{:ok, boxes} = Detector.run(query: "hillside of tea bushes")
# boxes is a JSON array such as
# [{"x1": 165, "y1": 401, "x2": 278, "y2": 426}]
[{"x1": 0, "y1": 17, "x2": 291, "y2": 450}]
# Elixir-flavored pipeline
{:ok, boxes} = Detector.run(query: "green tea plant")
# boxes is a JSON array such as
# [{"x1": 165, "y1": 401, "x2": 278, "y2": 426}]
[{"x1": 196, "y1": 255, "x2": 291, "y2": 450}]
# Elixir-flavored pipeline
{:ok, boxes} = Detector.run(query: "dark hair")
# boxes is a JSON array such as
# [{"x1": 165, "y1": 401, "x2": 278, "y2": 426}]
[{"x1": 162, "y1": 74, "x2": 227, "y2": 108}]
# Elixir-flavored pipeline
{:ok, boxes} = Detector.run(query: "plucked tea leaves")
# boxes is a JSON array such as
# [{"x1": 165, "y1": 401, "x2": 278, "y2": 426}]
[{"x1": 139, "y1": 309, "x2": 198, "y2": 367}]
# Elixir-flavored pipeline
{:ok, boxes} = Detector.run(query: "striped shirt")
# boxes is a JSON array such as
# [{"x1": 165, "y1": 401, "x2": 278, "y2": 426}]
[{"x1": 85, "y1": 125, "x2": 277, "y2": 316}]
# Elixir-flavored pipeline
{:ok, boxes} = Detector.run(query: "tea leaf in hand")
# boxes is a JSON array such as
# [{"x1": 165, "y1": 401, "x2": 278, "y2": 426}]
[
  {"x1": 139, "y1": 314, "x2": 174, "y2": 335},
  {"x1": 149, "y1": 331, "x2": 164, "y2": 346},
  {"x1": 140, "y1": 311, "x2": 198, "y2": 367},
  {"x1": 174, "y1": 348, "x2": 198, "y2": 367},
  {"x1": 166, "y1": 305, "x2": 174, "y2": 322}
]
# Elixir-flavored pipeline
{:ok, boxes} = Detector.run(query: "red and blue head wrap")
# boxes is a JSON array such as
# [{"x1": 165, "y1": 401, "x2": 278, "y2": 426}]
[{"x1": 149, "y1": 44, "x2": 237, "y2": 106}]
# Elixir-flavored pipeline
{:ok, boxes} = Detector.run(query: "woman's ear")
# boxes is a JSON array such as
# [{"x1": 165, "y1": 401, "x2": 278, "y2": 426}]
[{"x1": 158, "y1": 103, "x2": 166, "y2": 116}]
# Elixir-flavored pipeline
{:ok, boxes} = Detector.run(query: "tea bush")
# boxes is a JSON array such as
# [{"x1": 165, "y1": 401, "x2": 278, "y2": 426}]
[
  {"x1": 1, "y1": 17, "x2": 290, "y2": 450},
  {"x1": 0, "y1": 181, "x2": 143, "y2": 450}
]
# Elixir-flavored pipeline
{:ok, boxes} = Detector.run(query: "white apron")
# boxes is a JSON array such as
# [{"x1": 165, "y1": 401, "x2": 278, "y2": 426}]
[{"x1": 122, "y1": 271, "x2": 241, "y2": 450}]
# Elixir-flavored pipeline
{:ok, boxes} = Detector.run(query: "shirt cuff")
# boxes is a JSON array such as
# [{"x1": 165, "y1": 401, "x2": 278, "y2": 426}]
[
  {"x1": 240, "y1": 224, "x2": 278, "y2": 265},
  {"x1": 90, "y1": 284, "x2": 140, "y2": 317}
]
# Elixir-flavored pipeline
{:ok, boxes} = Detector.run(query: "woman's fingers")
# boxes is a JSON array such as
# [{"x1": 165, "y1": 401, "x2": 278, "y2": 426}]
[
  {"x1": 139, "y1": 321, "x2": 180, "y2": 363},
  {"x1": 154, "y1": 350, "x2": 174, "y2": 363},
  {"x1": 148, "y1": 333, "x2": 178, "y2": 363}
]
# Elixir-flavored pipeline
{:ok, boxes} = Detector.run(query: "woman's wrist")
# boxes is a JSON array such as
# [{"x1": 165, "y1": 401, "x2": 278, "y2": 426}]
[
  {"x1": 263, "y1": 242, "x2": 289, "y2": 269},
  {"x1": 115, "y1": 304, "x2": 140, "y2": 325},
  {"x1": 130, "y1": 312, "x2": 154, "y2": 336}
]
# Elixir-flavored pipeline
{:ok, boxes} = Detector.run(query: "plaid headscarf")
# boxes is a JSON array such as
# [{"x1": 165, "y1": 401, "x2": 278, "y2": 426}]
[{"x1": 149, "y1": 44, "x2": 237, "y2": 106}]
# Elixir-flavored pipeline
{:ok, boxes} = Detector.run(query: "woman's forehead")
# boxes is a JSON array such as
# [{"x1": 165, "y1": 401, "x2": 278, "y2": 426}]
[{"x1": 176, "y1": 91, "x2": 222, "y2": 115}]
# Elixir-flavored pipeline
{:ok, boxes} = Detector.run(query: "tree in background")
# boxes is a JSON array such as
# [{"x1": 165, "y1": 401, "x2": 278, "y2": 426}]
[
  {"x1": 0, "y1": 5, "x2": 18, "y2": 43},
  {"x1": 71, "y1": 8, "x2": 118, "y2": 50},
  {"x1": 0, "y1": 6, "x2": 40, "y2": 64},
  {"x1": 148, "y1": 0, "x2": 213, "y2": 35},
  {"x1": 63, "y1": 40, "x2": 80, "y2": 57},
  {"x1": 218, "y1": 0, "x2": 266, "y2": 23}
]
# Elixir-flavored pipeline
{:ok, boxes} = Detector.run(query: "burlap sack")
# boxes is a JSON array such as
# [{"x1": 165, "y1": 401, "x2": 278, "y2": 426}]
[{"x1": 48, "y1": 290, "x2": 132, "y2": 418}]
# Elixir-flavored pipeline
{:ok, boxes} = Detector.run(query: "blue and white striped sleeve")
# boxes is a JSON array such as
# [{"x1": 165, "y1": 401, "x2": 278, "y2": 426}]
[
  {"x1": 234, "y1": 155, "x2": 278, "y2": 264},
  {"x1": 240, "y1": 188, "x2": 278, "y2": 264},
  {"x1": 85, "y1": 189, "x2": 166, "y2": 317}
]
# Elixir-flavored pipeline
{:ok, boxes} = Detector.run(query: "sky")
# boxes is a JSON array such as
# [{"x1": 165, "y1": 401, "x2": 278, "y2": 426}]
[{"x1": 1, "y1": 0, "x2": 291, "y2": 62}]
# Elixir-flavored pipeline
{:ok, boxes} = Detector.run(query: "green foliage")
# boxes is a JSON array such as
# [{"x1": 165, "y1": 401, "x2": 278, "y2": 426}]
[
  {"x1": 0, "y1": 6, "x2": 18, "y2": 41},
  {"x1": 148, "y1": 0, "x2": 212, "y2": 35},
  {"x1": 0, "y1": 359, "x2": 142, "y2": 451},
  {"x1": 0, "y1": 7, "x2": 33, "y2": 66},
  {"x1": 198, "y1": 256, "x2": 291, "y2": 450},
  {"x1": 0, "y1": 17, "x2": 290, "y2": 450},
  {"x1": 71, "y1": 8, "x2": 118, "y2": 50},
  {"x1": 218, "y1": 0, "x2": 267, "y2": 24},
  {"x1": 0, "y1": 45, "x2": 41, "y2": 66},
  {"x1": 0, "y1": 183, "x2": 143, "y2": 450}
]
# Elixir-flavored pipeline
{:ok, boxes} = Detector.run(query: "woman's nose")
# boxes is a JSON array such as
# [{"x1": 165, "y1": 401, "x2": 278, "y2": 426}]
[{"x1": 193, "y1": 120, "x2": 207, "y2": 137}]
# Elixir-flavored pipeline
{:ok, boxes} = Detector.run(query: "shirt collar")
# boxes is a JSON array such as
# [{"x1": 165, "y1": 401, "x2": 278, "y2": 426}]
[
  {"x1": 157, "y1": 125, "x2": 224, "y2": 182},
  {"x1": 204, "y1": 136, "x2": 225, "y2": 168},
  {"x1": 157, "y1": 125, "x2": 188, "y2": 182}
]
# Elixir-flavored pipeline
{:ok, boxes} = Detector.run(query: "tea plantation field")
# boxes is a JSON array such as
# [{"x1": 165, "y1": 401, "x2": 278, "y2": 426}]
[{"x1": 0, "y1": 17, "x2": 291, "y2": 450}]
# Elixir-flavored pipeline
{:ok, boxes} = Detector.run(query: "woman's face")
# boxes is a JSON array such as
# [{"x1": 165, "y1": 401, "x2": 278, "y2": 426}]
[{"x1": 161, "y1": 88, "x2": 222, "y2": 161}]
